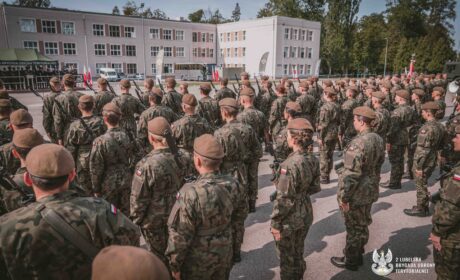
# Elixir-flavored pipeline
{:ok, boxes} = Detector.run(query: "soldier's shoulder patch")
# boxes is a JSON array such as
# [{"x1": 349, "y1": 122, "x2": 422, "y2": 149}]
[
  {"x1": 176, "y1": 192, "x2": 181, "y2": 200},
  {"x1": 110, "y1": 204, "x2": 117, "y2": 215},
  {"x1": 135, "y1": 168, "x2": 143, "y2": 177},
  {"x1": 280, "y1": 168, "x2": 288, "y2": 175},
  {"x1": 420, "y1": 129, "x2": 427, "y2": 134},
  {"x1": 453, "y1": 174, "x2": 460, "y2": 181}
]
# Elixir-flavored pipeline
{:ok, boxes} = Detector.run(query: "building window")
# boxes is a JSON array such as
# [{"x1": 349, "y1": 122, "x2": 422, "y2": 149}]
[
  {"x1": 23, "y1": 41, "x2": 38, "y2": 50},
  {"x1": 164, "y1": 63, "x2": 173, "y2": 74},
  {"x1": 42, "y1": 20, "x2": 56, "y2": 33},
  {"x1": 192, "y1": 48, "x2": 198, "y2": 57},
  {"x1": 209, "y1": 49, "x2": 213, "y2": 58},
  {"x1": 109, "y1": 25, "x2": 120, "y2": 37},
  {"x1": 307, "y1": 48, "x2": 312, "y2": 59},
  {"x1": 164, "y1": 47, "x2": 172, "y2": 57},
  {"x1": 192, "y1": 32, "x2": 198, "y2": 42},
  {"x1": 300, "y1": 30, "x2": 306, "y2": 40},
  {"x1": 63, "y1": 63, "x2": 78, "y2": 72},
  {"x1": 93, "y1": 24, "x2": 104, "y2": 36},
  {"x1": 234, "y1": 32, "x2": 238, "y2": 41},
  {"x1": 242, "y1": 47, "x2": 246, "y2": 57},
  {"x1": 112, "y1": 63, "x2": 122, "y2": 73},
  {"x1": 233, "y1": 48, "x2": 237, "y2": 57},
  {"x1": 220, "y1": 49, "x2": 224, "y2": 57},
  {"x1": 176, "y1": 47, "x2": 185, "y2": 57},
  {"x1": 63, "y1": 43, "x2": 76, "y2": 55},
  {"x1": 293, "y1": 29, "x2": 298, "y2": 40},
  {"x1": 124, "y1": 26, "x2": 135, "y2": 38},
  {"x1": 300, "y1": 47, "x2": 305, "y2": 58},
  {"x1": 150, "y1": 28, "x2": 159, "y2": 39},
  {"x1": 284, "y1": 28, "x2": 290, "y2": 40},
  {"x1": 94, "y1": 44, "x2": 106, "y2": 56},
  {"x1": 163, "y1": 29, "x2": 172, "y2": 40},
  {"x1": 227, "y1": 33, "x2": 230, "y2": 41},
  {"x1": 44, "y1": 42, "x2": 58, "y2": 55},
  {"x1": 62, "y1": 22, "x2": 75, "y2": 35},
  {"x1": 306, "y1": 64, "x2": 311, "y2": 74},
  {"x1": 151, "y1": 46, "x2": 160, "y2": 56},
  {"x1": 19, "y1": 19, "x2": 36, "y2": 32},
  {"x1": 283, "y1": 64, "x2": 288, "y2": 75},
  {"x1": 284, "y1": 47, "x2": 289, "y2": 58},
  {"x1": 299, "y1": 64, "x2": 305, "y2": 75},
  {"x1": 243, "y1": 31, "x2": 246, "y2": 40},
  {"x1": 307, "y1": 30, "x2": 313, "y2": 41},
  {"x1": 291, "y1": 47, "x2": 297, "y2": 58},
  {"x1": 151, "y1": 64, "x2": 157, "y2": 74},
  {"x1": 127, "y1": 63, "x2": 137, "y2": 74},
  {"x1": 110, "y1": 45, "x2": 121, "y2": 56},
  {"x1": 96, "y1": 63, "x2": 107, "y2": 74},
  {"x1": 175, "y1": 30, "x2": 184, "y2": 40},
  {"x1": 201, "y1": 48, "x2": 206, "y2": 57},
  {"x1": 126, "y1": 45, "x2": 136, "y2": 56},
  {"x1": 219, "y1": 33, "x2": 223, "y2": 42},
  {"x1": 226, "y1": 48, "x2": 230, "y2": 57},
  {"x1": 201, "y1": 33, "x2": 206, "y2": 42}
]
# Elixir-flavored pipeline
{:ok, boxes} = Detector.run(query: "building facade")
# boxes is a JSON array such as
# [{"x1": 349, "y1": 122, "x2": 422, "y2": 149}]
[{"x1": 0, "y1": 4, "x2": 320, "y2": 79}]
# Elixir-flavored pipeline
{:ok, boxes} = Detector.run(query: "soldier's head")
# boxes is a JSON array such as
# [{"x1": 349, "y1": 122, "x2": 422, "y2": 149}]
[
  {"x1": 179, "y1": 82, "x2": 189, "y2": 95},
  {"x1": 165, "y1": 77, "x2": 176, "y2": 90},
  {"x1": 346, "y1": 86, "x2": 358, "y2": 99},
  {"x1": 240, "y1": 72, "x2": 249, "y2": 81},
  {"x1": 24, "y1": 144, "x2": 76, "y2": 196},
  {"x1": 193, "y1": 134, "x2": 224, "y2": 173},
  {"x1": 287, "y1": 118, "x2": 314, "y2": 150},
  {"x1": 421, "y1": 101, "x2": 439, "y2": 121},
  {"x1": 431, "y1": 87, "x2": 443, "y2": 100},
  {"x1": 62, "y1": 74, "x2": 75, "y2": 90},
  {"x1": 148, "y1": 88, "x2": 163, "y2": 106},
  {"x1": 275, "y1": 85, "x2": 286, "y2": 96},
  {"x1": 147, "y1": 117, "x2": 171, "y2": 149},
  {"x1": 12, "y1": 128, "x2": 44, "y2": 163},
  {"x1": 395, "y1": 90, "x2": 410, "y2": 105},
  {"x1": 49, "y1": 76, "x2": 61, "y2": 92},
  {"x1": 371, "y1": 91, "x2": 385, "y2": 108},
  {"x1": 144, "y1": 78, "x2": 154, "y2": 90},
  {"x1": 219, "y1": 98, "x2": 238, "y2": 121},
  {"x1": 299, "y1": 81, "x2": 309, "y2": 93},
  {"x1": 102, "y1": 103, "x2": 121, "y2": 127},
  {"x1": 120, "y1": 79, "x2": 131, "y2": 93},
  {"x1": 9, "y1": 109, "x2": 33, "y2": 131},
  {"x1": 240, "y1": 88, "x2": 255, "y2": 107},
  {"x1": 324, "y1": 88, "x2": 337, "y2": 101},
  {"x1": 219, "y1": 77, "x2": 228, "y2": 87},
  {"x1": 284, "y1": 101, "x2": 301, "y2": 121},
  {"x1": 78, "y1": 95, "x2": 94, "y2": 114},
  {"x1": 181, "y1": 94, "x2": 197, "y2": 114},
  {"x1": 97, "y1": 78, "x2": 108, "y2": 91},
  {"x1": 199, "y1": 83, "x2": 211, "y2": 96},
  {"x1": 412, "y1": 89, "x2": 424, "y2": 102},
  {"x1": 452, "y1": 126, "x2": 460, "y2": 152},
  {"x1": 0, "y1": 99, "x2": 11, "y2": 118},
  {"x1": 241, "y1": 80, "x2": 251, "y2": 89},
  {"x1": 353, "y1": 106, "x2": 376, "y2": 132}
]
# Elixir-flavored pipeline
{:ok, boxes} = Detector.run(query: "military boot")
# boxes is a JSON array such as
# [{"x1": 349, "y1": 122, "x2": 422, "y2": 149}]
[
  {"x1": 403, "y1": 206, "x2": 429, "y2": 217},
  {"x1": 249, "y1": 200, "x2": 256, "y2": 213},
  {"x1": 330, "y1": 256, "x2": 358, "y2": 271},
  {"x1": 320, "y1": 176, "x2": 330, "y2": 184},
  {"x1": 380, "y1": 182, "x2": 401, "y2": 189},
  {"x1": 233, "y1": 251, "x2": 241, "y2": 263},
  {"x1": 402, "y1": 170, "x2": 414, "y2": 180}
]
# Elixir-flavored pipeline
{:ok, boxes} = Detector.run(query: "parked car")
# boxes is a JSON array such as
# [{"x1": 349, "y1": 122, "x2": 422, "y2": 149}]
[
  {"x1": 99, "y1": 68, "x2": 118, "y2": 82},
  {"x1": 116, "y1": 72, "x2": 126, "y2": 81}
]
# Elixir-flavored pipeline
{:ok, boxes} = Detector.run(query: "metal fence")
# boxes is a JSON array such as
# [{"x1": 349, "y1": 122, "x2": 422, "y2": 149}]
[{"x1": 0, "y1": 74, "x2": 85, "y2": 91}]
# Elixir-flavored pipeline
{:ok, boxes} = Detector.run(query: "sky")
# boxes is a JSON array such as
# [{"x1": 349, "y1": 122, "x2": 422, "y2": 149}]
[{"x1": 22, "y1": 0, "x2": 460, "y2": 50}]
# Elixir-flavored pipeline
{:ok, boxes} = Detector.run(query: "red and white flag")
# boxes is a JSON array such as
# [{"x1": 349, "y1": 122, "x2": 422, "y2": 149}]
[
  {"x1": 83, "y1": 65, "x2": 87, "y2": 83},
  {"x1": 87, "y1": 67, "x2": 93, "y2": 86}
]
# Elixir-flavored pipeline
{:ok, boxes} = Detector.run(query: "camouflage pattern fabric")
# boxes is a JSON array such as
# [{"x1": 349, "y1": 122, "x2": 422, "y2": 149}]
[
  {"x1": 42, "y1": 91, "x2": 59, "y2": 142},
  {"x1": 171, "y1": 114, "x2": 213, "y2": 151},
  {"x1": 111, "y1": 93, "x2": 145, "y2": 138},
  {"x1": 53, "y1": 90, "x2": 81, "y2": 142},
  {"x1": 161, "y1": 89, "x2": 183, "y2": 116},
  {"x1": 94, "y1": 90, "x2": 116, "y2": 116},
  {"x1": 196, "y1": 96, "x2": 221, "y2": 129}
]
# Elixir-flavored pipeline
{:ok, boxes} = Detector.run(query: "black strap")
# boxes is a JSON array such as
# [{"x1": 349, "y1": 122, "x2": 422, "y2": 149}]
[{"x1": 37, "y1": 204, "x2": 100, "y2": 259}]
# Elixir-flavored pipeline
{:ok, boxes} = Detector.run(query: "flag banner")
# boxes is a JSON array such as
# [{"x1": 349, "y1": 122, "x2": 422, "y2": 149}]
[{"x1": 258, "y1": 52, "x2": 269, "y2": 74}]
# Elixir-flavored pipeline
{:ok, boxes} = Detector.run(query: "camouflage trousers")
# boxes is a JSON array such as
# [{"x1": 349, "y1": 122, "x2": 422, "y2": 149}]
[
  {"x1": 413, "y1": 165, "x2": 435, "y2": 209},
  {"x1": 343, "y1": 204, "x2": 373, "y2": 265},
  {"x1": 275, "y1": 227, "x2": 310, "y2": 280},
  {"x1": 119, "y1": 117, "x2": 137, "y2": 138},
  {"x1": 232, "y1": 219, "x2": 246, "y2": 256},
  {"x1": 246, "y1": 160, "x2": 259, "y2": 202},
  {"x1": 143, "y1": 227, "x2": 168, "y2": 265},
  {"x1": 406, "y1": 143, "x2": 416, "y2": 175},
  {"x1": 76, "y1": 160, "x2": 93, "y2": 196},
  {"x1": 388, "y1": 145, "x2": 406, "y2": 186},
  {"x1": 434, "y1": 243, "x2": 460, "y2": 280},
  {"x1": 320, "y1": 139, "x2": 337, "y2": 178}
]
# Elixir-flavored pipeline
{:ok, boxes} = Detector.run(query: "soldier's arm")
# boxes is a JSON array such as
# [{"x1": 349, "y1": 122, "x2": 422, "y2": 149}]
[
  {"x1": 432, "y1": 199, "x2": 460, "y2": 238},
  {"x1": 308, "y1": 158, "x2": 321, "y2": 195},
  {"x1": 413, "y1": 130, "x2": 432, "y2": 171},
  {"x1": 270, "y1": 166, "x2": 296, "y2": 230},
  {"x1": 136, "y1": 98, "x2": 147, "y2": 114},
  {"x1": 137, "y1": 114, "x2": 148, "y2": 149},
  {"x1": 42, "y1": 98, "x2": 53, "y2": 135},
  {"x1": 64, "y1": 124, "x2": 78, "y2": 161},
  {"x1": 89, "y1": 139, "x2": 105, "y2": 194},
  {"x1": 53, "y1": 101, "x2": 65, "y2": 141},
  {"x1": 339, "y1": 144, "x2": 363, "y2": 203},
  {"x1": 130, "y1": 164, "x2": 151, "y2": 226},
  {"x1": 318, "y1": 107, "x2": 327, "y2": 139},
  {"x1": 268, "y1": 102, "x2": 278, "y2": 132},
  {"x1": 386, "y1": 112, "x2": 400, "y2": 143},
  {"x1": 104, "y1": 201, "x2": 141, "y2": 247}
]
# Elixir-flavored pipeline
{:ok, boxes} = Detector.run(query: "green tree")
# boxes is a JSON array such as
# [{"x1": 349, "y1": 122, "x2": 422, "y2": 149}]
[
  {"x1": 256, "y1": 0, "x2": 325, "y2": 21},
  {"x1": 188, "y1": 9, "x2": 205, "y2": 22},
  {"x1": 208, "y1": 9, "x2": 226, "y2": 24},
  {"x1": 232, "y1": 3, "x2": 241, "y2": 21},
  {"x1": 112, "y1": 6, "x2": 120, "y2": 15},
  {"x1": 13, "y1": 0, "x2": 50, "y2": 7},
  {"x1": 122, "y1": 0, "x2": 138, "y2": 16},
  {"x1": 151, "y1": 8, "x2": 167, "y2": 19},
  {"x1": 257, "y1": 2, "x2": 274, "y2": 18}
]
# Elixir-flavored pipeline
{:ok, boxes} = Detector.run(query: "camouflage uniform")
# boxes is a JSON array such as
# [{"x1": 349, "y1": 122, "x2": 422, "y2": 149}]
[
  {"x1": 318, "y1": 101, "x2": 341, "y2": 180},
  {"x1": 162, "y1": 89, "x2": 183, "y2": 116},
  {"x1": 0, "y1": 167, "x2": 34, "y2": 216},
  {"x1": 131, "y1": 148, "x2": 182, "y2": 262},
  {"x1": 53, "y1": 90, "x2": 81, "y2": 143},
  {"x1": 413, "y1": 120, "x2": 447, "y2": 209},
  {"x1": 0, "y1": 142, "x2": 20, "y2": 175},
  {"x1": 255, "y1": 90, "x2": 276, "y2": 122},
  {"x1": 94, "y1": 90, "x2": 116, "y2": 116},
  {"x1": 340, "y1": 99, "x2": 359, "y2": 148},
  {"x1": 140, "y1": 90, "x2": 151, "y2": 107},
  {"x1": 111, "y1": 93, "x2": 145, "y2": 138},
  {"x1": 296, "y1": 93, "x2": 316, "y2": 123},
  {"x1": 387, "y1": 104, "x2": 416, "y2": 188},
  {"x1": 0, "y1": 117, "x2": 11, "y2": 146},
  {"x1": 237, "y1": 106, "x2": 266, "y2": 140},
  {"x1": 435, "y1": 99, "x2": 446, "y2": 120},
  {"x1": 214, "y1": 87, "x2": 236, "y2": 101},
  {"x1": 5, "y1": 96, "x2": 27, "y2": 111},
  {"x1": 445, "y1": 114, "x2": 460, "y2": 165},
  {"x1": 274, "y1": 124, "x2": 290, "y2": 163},
  {"x1": 432, "y1": 161, "x2": 460, "y2": 280},
  {"x1": 65, "y1": 115, "x2": 106, "y2": 195},
  {"x1": 373, "y1": 106, "x2": 391, "y2": 146},
  {"x1": 407, "y1": 100, "x2": 424, "y2": 177},
  {"x1": 269, "y1": 95, "x2": 289, "y2": 137},
  {"x1": 196, "y1": 96, "x2": 221, "y2": 129},
  {"x1": 0, "y1": 190, "x2": 140, "y2": 280},
  {"x1": 42, "y1": 91, "x2": 59, "y2": 142},
  {"x1": 337, "y1": 128, "x2": 385, "y2": 266},
  {"x1": 90, "y1": 127, "x2": 136, "y2": 214},
  {"x1": 271, "y1": 150, "x2": 320, "y2": 279},
  {"x1": 166, "y1": 171, "x2": 246, "y2": 278}
]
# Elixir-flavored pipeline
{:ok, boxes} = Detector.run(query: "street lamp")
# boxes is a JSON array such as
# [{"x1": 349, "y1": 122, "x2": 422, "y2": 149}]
[{"x1": 383, "y1": 37, "x2": 388, "y2": 76}]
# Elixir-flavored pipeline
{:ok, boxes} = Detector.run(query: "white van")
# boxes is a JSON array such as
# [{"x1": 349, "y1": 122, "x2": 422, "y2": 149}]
[{"x1": 99, "y1": 68, "x2": 118, "y2": 82}]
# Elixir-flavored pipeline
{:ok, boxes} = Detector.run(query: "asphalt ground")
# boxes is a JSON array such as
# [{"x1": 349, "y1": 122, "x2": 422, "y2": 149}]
[{"x1": 11, "y1": 85, "x2": 454, "y2": 280}]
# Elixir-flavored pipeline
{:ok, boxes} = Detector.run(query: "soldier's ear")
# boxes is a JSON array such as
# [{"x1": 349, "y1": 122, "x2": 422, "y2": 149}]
[
  {"x1": 24, "y1": 172, "x2": 33, "y2": 187},
  {"x1": 12, "y1": 149, "x2": 20, "y2": 159},
  {"x1": 68, "y1": 169, "x2": 76, "y2": 183}
]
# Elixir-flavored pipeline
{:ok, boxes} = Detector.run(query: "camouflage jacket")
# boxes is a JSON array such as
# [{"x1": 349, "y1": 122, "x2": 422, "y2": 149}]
[
  {"x1": 42, "y1": 91, "x2": 59, "y2": 142},
  {"x1": 269, "y1": 95, "x2": 289, "y2": 136},
  {"x1": 162, "y1": 90, "x2": 183, "y2": 116},
  {"x1": 373, "y1": 106, "x2": 391, "y2": 141},
  {"x1": 166, "y1": 171, "x2": 245, "y2": 273},
  {"x1": 432, "y1": 161, "x2": 460, "y2": 246},
  {"x1": 271, "y1": 150, "x2": 320, "y2": 232},
  {"x1": 274, "y1": 125, "x2": 290, "y2": 162},
  {"x1": 340, "y1": 99, "x2": 359, "y2": 136},
  {"x1": 137, "y1": 105, "x2": 179, "y2": 150},
  {"x1": 94, "y1": 90, "x2": 116, "y2": 116},
  {"x1": 237, "y1": 106, "x2": 266, "y2": 139},
  {"x1": 7, "y1": 96, "x2": 28, "y2": 111},
  {"x1": 337, "y1": 128, "x2": 385, "y2": 206},
  {"x1": 53, "y1": 90, "x2": 81, "y2": 141},
  {"x1": 255, "y1": 91, "x2": 276, "y2": 120},
  {"x1": 0, "y1": 118, "x2": 12, "y2": 146},
  {"x1": 227, "y1": 120, "x2": 262, "y2": 160},
  {"x1": 112, "y1": 93, "x2": 146, "y2": 137},
  {"x1": 214, "y1": 87, "x2": 236, "y2": 101},
  {"x1": 318, "y1": 101, "x2": 341, "y2": 141},
  {"x1": 0, "y1": 167, "x2": 34, "y2": 216},
  {"x1": 171, "y1": 114, "x2": 213, "y2": 151},
  {"x1": 140, "y1": 90, "x2": 150, "y2": 107},
  {"x1": 89, "y1": 127, "x2": 136, "y2": 194},
  {"x1": 414, "y1": 119, "x2": 447, "y2": 172},
  {"x1": 0, "y1": 142, "x2": 20, "y2": 175},
  {"x1": 0, "y1": 190, "x2": 140, "y2": 280},
  {"x1": 296, "y1": 93, "x2": 316, "y2": 118},
  {"x1": 130, "y1": 148, "x2": 182, "y2": 230},
  {"x1": 387, "y1": 104, "x2": 416, "y2": 146},
  {"x1": 196, "y1": 96, "x2": 221, "y2": 129},
  {"x1": 214, "y1": 121, "x2": 249, "y2": 165},
  {"x1": 435, "y1": 99, "x2": 446, "y2": 120}
]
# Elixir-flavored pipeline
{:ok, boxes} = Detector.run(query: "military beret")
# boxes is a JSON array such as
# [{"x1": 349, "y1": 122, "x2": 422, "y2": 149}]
[
  {"x1": 182, "y1": 94, "x2": 197, "y2": 106},
  {"x1": 299, "y1": 81, "x2": 309, "y2": 88},
  {"x1": 120, "y1": 79, "x2": 131, "y2": 89},
  {"x1": 240, "y1": 72, "x2": 249, "y2": 77},
  {"x1": 0, "y1": 90, "x2": 9, "y2": 99},
  {"x1": 432, "y1": 86, "x2": 444, "y2": 94},
  {"x1": 26, "y1": 143, "x2": 75, "y2": 178},
  {"x1": 0, "y1": 99, "x2": 11, "y2": 108},
  {"x1": 97, "y1": 78, "x2": 108, "y2": 85},
  {"x1": 421, "y1": 101, "x2": 439, "y2": 110},
  {"x1": 194, "y1": 134, "x2": 224, "y2": 160},
  {"x1": 395, "y1": 89, "x2": 410, "y2": 100},
  {"x1": 261, "y1": 75, "x2": 269, "y2": 81},
  {"x1": 366, "y1": 85, "x2": 376, "y2": 91},
  {"x1": 79, "y1": 94, "x2": 94, "y2": 103},
  {"x1": 353, "y1": 106, "x2": 376, "y2": 119},
  {"x1": 323, "y1": 80, "x2": 333, "y2": 87},
  {"x1": 242, "y1": 80, "x2": 251, "y2": 87},
  {"x1": 285, "y1": 101, "x2": 302, "y2": 113},
  {"x1": 324, "y1": 87, "x2": 337, "y2": 95},
  {"x1": 350, "y1": 79, "x2": 357, "y2": 83},
  {"x1": 148, "y1": 117, "x2": 171, "y2": 136},
  {"x1": 455, "y1": 125, "x2": 460, "y2": 134},
  {"x1": 240, "y1": 88, "x2": 254, "y2": 97},
  {"x1": 92, "y1": 245, "x2": 170, "y2": 280},
  {"x1": 347, "y1": 86, "x2": 358, "y2": 94},
  {"x1": 371, "y1": 91, "x2": 386, "y2": 100},
  {"x1": 62, "y1": 74, "x2": 74, "y2": 83},
  {"x1": 49, "y1": 76, "x2": 60, "y2": 84},
  {"x1": 200, "y1": 83, "x2": 211, "y2": 92},
  {"x1": 10, "y1": 109, "x2": 33, "y2": 126},
  {"x1": 13, "y1": 128, "x2": 44, "y2": 149},
  {"x1": 219, "y1": 97, "x2": 238, "y2": 109},
  {"x1": 103, "y1": 103, "x2": 121, "y2": 115},
  {"x1": 412, "y1": 88, "x2": 425, "y2": 97},
  {"x1": 151, "y1": 87, "x2": 163, "y2": 97},
  {"x1": 381, "y1": 81, "x2": 392, "y2": 89},
  {"x1": 287, "y1": 118, "x2": 314, "y2": 131},
  {"x1": 360, "y1": 78, "x2": 367, "y2": 83}
]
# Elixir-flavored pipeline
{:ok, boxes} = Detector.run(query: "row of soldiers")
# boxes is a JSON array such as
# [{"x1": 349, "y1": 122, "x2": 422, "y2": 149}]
[{"x1": 0, "y1": 71, "x2": 459, "y2": 279}]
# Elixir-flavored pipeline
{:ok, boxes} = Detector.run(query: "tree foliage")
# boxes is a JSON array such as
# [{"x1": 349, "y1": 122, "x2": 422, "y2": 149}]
[
  {"x1": 112, "y1": 5, "x2": 120, "y2": 15},
  {"x1": 116, "y1": 1, "x2": 167, "y2": 19},
  {"x1": 232, "y1": 3, "x2": 241, "y2": 21},
  {"x1": 13, "y1": 0, "x2": 50, "y2": 8},
  {"x1": 188, "y1": 9, "x2": 205, "y2": 22}
]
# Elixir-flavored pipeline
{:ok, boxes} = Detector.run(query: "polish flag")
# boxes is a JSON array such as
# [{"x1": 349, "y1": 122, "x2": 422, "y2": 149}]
[
  {"x1": 87, "y1": 67, "x2": 93, "y2": 86},
  {"x1": 83, "y1": 65, "x2": 87, "y2": 83}
]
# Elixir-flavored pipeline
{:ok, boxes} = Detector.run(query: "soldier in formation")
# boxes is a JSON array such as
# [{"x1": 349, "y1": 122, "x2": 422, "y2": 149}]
[{"x1": 93, "y1": 78, "x2": 116, "y2": 116}]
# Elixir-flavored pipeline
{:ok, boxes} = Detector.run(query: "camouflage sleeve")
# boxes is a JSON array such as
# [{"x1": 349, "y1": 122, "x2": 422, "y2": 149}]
[
  {"x1": 432, "y1": 200, "x2": 460, "y2": 238},
  {"x1": 136, "y1": 99, "x2": 146, "y2": 114},
  {"x1": 271, "y1": 166, "x2": 295, "y2": 230},
  {"x1": 65, "y1": 123, "x2": 79, "y2": 160},
  {"x1": 42, "y1": 98, "x2": 53, "y2": 136},
  {"x1": 339, "y1": 144, "x2": 363, "y2": 203},
  {"x1": 268, "y1": 101, "x2": 278, "y2": 130},
  {"x1": 130, "y1": 164, "x2": 151, "y2": 226},
  {"x1": 89, "y1": 139, "x2": 105, "y2": 193},
  {"x1": 250, "y1": 128, "x2": 263, "y2": 159},
  {"x1": 53, "y1": 100, "x2": 65, "y2": 141},
  {"x1": 413, "y1": 130, "x2": 432, "y2": 171},
  {"x1": 103, "y1": 202, "x2": 141, "y2": 247},
  {"x1": 203, "y1": 119, "x2": 213, "y2": 134},
  {"x1": 308, "y1": 158, "x2": 321, "y2": 195},
  {"x1": 387, "y1": 112, "x2": 400, "y2": 143},
  {"x1": 318, "y1": 107, "x2": 327, "y2": 139},
  {"x1": 137, "y1": 114, "x2": 148, "y2": 149}
]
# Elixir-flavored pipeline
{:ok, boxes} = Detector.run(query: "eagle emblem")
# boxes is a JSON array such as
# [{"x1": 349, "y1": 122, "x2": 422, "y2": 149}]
[{"x1": 371, "y1": 249, "x2": 394, "y2": 276}]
